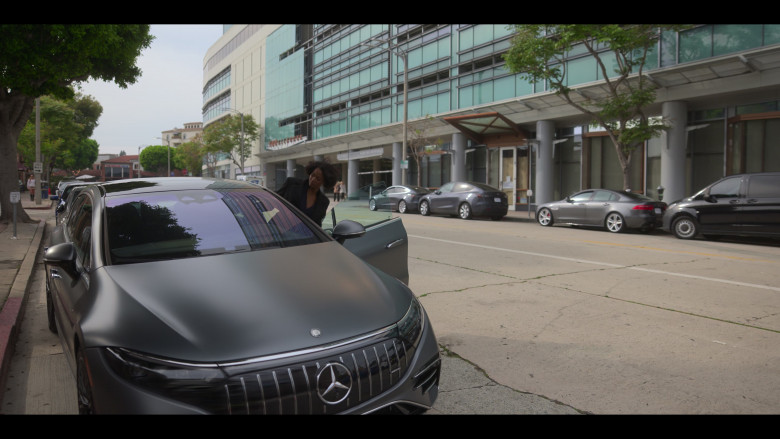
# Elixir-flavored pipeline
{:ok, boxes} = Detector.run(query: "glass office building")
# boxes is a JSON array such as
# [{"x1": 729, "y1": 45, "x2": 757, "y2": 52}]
[{"x1": 204, "y1": 25, "x2": 780, "y2": 207}]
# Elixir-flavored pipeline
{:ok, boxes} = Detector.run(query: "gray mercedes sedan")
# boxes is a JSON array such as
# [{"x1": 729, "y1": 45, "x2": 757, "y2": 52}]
[{"x1": 44, "y1": 178, "x2": 440, "y2": 414}]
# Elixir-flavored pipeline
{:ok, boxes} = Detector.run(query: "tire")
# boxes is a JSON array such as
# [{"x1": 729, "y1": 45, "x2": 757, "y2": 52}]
[
  {"x1": 76, "y1": 349, "x2": 95, "y2": 414},
  {"x1": 46, "y1": 280, "x2": 57, "y2": 334},
  {"x1": 605, "y1": 212, "x2": 625, "y2": 233},
  {"x1": 369, "y1": 199, "x2": 377, "y2": 211},
  {"x1": 672, "y1": 216, "x2": 699, "y2": 240},
  {"x1": 398, "y1": 200, "x2": 407, "y2": 214},
  {"x1": 420, "y1": 200, "x2": 430, "y2": 216},
  {"x1": 458, "y1": 203, "x2": 472, "y2": 219},
  {"x1": 537, "y1": 207, "x2": 553, "y2": 226}
]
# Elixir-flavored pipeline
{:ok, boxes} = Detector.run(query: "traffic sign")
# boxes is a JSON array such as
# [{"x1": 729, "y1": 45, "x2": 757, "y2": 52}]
[{"x1": 10, "y1": 192, "x2": 20, "y2": 203}]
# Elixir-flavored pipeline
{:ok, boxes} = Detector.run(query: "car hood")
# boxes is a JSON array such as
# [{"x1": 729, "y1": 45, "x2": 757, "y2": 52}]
[{"x1": 82, "y1": 241, "x2": 412, "y2": 363}]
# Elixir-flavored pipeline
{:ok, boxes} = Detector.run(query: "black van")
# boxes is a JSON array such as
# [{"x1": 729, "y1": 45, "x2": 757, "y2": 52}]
[{"x1": 662, "y1": 172, "x2": 780, "y2": 240}]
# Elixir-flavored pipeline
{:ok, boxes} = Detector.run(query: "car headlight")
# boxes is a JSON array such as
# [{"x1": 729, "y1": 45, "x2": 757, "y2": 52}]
[
  {"x1": 397, "y1": 296, "x2": 424, "y2": 350},
  {"x1": 104, "y1": 347, "x2": 228, "y2": 411}
]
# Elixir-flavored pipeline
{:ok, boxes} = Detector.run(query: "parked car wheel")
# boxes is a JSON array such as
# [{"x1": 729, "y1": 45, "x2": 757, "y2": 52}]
[
  {"x1": 458, "y1": 202, "x2": 472, "y2": 219},
  {"x1": 420, "y1": 200, "x2": 430, "y2": 216},
  {"x1": 672, "y1": 216, "x2": 699, "y2": 240},
  {"x1": 398, "y1": 200, "x2": 407, "y2": 214},
  {"x1": 605, "y1": 212, "x2": 625, "y2": 233},
  {"x1": 369, "y1": 199, "x2": 377, "y2": 211},
  {"x1": 537, "y1": 207, "x2": 554, "y2": 226}
]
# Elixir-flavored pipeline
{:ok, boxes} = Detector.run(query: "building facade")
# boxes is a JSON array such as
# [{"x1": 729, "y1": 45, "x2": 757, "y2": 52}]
[
  {"x1": 161, "y1": 122, "x2": 204, "y2": 148},
  {"x1": 202, "y1": 25, "x2": 780, "y2": 208}
]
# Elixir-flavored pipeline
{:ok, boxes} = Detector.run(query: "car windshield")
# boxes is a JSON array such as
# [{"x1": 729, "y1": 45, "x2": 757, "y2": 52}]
[{"x1": 105, "y1": 188, "x2": 324, "y2": 264}]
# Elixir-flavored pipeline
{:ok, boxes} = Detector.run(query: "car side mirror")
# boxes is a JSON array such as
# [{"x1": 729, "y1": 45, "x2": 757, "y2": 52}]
[
  {"x1": 332, "y1": 220, "x2": 366, "y2": 244},
  {"x1": 703, "y1": 194, "x2": 717, "y2": 203},
  {"x1": 44, "y1": 242, "x2": 79, "y2": 278}
]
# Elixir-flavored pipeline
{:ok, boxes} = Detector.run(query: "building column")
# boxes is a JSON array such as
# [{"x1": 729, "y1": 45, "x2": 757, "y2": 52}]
[
  {"x1": 392, "y1": 142, "x2": 402, "y2": 186},
  {"x1": 661, "y1": 101, "x2": 687, "y2": 203},
  {"x1": 535, "y1": 120, "x2": 555, "y2": 206},
  {"x1": 373, "y1": 159, "x2": 381, "y2": 185},
  {"x1": 286, "y1": 159, "x2": 296, "y2": 178},
  {"x1": 347, "y1": 159, "x2": 359, "y2": 199},
  {"x1": 451, "y1": 132, "x2": 466, "y2": 182}
]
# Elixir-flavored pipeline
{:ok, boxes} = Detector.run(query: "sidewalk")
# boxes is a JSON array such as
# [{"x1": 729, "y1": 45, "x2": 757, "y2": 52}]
[{"x1": 0, "y1": 197, "x2": 53, "y2": 403}]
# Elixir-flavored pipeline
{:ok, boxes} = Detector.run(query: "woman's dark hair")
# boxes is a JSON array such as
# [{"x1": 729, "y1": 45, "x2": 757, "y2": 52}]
[{"x1": 305, "y1": 160, "x2": 339, "y2": 189}]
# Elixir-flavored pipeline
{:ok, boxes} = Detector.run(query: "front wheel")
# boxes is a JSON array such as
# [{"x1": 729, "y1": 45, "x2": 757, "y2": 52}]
[
  {"x1": 672, "y1": 216, "x2": 699, "y2": 240},
  {"x1": 419, "y1": 200, "x2": 430, "y2": 216},
  {"x1": 398, "y1": 200, "x2": 407, "y2": 214},
  {"x1": 369, "y1": 199, "x2": 377, "y2": 211},
  {"x1": 537, "y1": 207, "x2": 553, "y2": 226},
  {"x1": 458, "y1": 203, "x2": 472, "y2": 219},
  {"x1": 605, "y1": 212, "x2": 625, "y2": 233}
]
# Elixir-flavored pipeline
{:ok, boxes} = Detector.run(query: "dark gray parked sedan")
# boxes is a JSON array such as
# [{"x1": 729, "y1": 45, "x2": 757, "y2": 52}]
[
  {"x1": 369, "y1": 185, "x2": 430, "y2": 213},
  {"x1": 536, "y1": 189, "x2": 667, "y2": 233},
  {"x1": 44, "y1": 178, "x2": 440, "y2": 414},
  {"x1": 419, "y1": 181, "x2": 507, "y2": 220}
]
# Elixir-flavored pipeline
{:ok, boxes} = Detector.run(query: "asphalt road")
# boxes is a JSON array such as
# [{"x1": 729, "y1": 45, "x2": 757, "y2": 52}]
[
  {"x1": 403, "y1": 211, "x2": 780, "y2": 414},
  {"x1": 3, "y1": 205, "x2": 779, "y2": 414}
]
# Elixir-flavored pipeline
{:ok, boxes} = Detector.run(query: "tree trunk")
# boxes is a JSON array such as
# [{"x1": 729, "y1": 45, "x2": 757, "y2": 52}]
[{"x1": 0, "y1": 95, "x2": 35, "y2": 223}]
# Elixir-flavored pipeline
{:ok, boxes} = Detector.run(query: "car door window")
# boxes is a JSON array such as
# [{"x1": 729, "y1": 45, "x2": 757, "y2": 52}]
[
  {"x1": 68, "y1": 194, "x2": 93, "y2": 269},
  {"x1": 570, "y1": 192, "x2": 593, "y2": 202},
  {"x1": 747, "y1": 175, "x2": 780, "y2": 198},
  {"x1": 591, "y1": 191, "x2": 614, "y2": 202},
  {"x1": 454, "y1": 183, "x2": 472, "y2": 192},
  {"x1": 709, "y1": 177, "x2": 741, "y2": 198},
  {"x1": 438, "y1": 183, "x2": 454, "y2": 193}
]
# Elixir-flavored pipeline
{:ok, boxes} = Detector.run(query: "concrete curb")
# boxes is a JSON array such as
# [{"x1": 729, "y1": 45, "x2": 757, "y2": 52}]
[{"x1": 0, "y1": 219, "x2": 46, "y2": 405}]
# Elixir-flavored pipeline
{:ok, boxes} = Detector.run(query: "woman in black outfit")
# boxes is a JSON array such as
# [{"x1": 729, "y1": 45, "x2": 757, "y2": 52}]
[{"x1": 276, "y1": 160, "x2": 339, "y2": 226}]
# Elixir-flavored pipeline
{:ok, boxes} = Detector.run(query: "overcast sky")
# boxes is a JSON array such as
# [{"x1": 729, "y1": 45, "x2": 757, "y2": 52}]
[{"x1": 77, "y1": 24, "x2": 224, "y2": 155}]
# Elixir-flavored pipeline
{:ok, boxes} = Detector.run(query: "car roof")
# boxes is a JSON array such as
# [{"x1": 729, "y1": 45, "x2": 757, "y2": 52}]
[{"x1": 99, "y1": 177, "x2": 264, "y2": 197}]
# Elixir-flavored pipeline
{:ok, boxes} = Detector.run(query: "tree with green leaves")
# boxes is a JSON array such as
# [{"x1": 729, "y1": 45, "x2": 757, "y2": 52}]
[
  {"x1": 17, "y1": 94, "x2": 102, "y2": 179},
  {"x1": 140, "y1": 144, "x2": 173, "y2": 176},
  {"x1": 503, "y1": 24, "x2": 689, "y2": 190},
  {"x1": 174, "y1": 136, "x2": 205, "y2": 177},
  {"x1": 202, "y1": 114, "x2": 261, "y2": 177},
  {"x1": 0, "y1": 24, "x2": 153, "y2": 223}
]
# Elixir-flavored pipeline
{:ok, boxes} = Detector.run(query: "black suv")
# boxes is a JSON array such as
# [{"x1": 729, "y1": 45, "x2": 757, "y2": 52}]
[{"x1": 663, "y1": 172, "x2": 780, "y2": 240}]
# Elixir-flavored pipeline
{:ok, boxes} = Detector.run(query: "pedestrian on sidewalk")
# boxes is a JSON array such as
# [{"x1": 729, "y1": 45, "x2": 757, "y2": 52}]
[
  {"x1": 339, "y1": 179, "x2": 346, "y2": 201},
  {"x1": 333, "y1": 180, "x2": 341, "y2": 202},
  {"x1": 26, "y1": 175, "x2": 35, "y2": 201}
]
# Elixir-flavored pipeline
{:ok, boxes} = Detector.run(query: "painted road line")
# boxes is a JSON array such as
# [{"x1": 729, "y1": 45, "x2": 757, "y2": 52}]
[{"x1": 409, "y1": 234, "x2": 780, "y2": 293}]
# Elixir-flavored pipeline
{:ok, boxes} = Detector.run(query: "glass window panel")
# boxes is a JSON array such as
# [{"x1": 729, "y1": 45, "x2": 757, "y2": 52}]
[
  {"x1": 460, "y1": 27, "x2": 473, "y2": 51},
  {"x1": 422, "y1": 95, "x2": 438, "y2": 115},
  {"x1": 408, "y1": 47, "x2": 423, "y2": 69},
  {"x1": 438, "y1": 37, "x2": 451, "y2": 59},
  {"x1": 679, "y1": 26, "x2": 712, "y2": 63},
  {"x1": 567, "y1": 56, "x2": 597, "y2": 85},
  {"x1": 474, "y1": 24, "x2": 493, "y2": 46},
  {"x1": 765, "y1": 24, "x2": 780, "y2": 45},
  {"x1": 438, "y1": 92, "x2": 450, "y2": 113},
  {"x1": 476, "y1": 81, "x2": 493, "y2": 105},
  {"x1": 423, "y1": 42, "x2": 438, "y2": 64},
  {"x1": 713, "y1": 24, "x2": 762, "y2": 56},
  {"x1": 516, "y1": 75, "x2": 534, "y2": 96},
  {"x1": 494, "y1": 76, "x2": 515, "y2": 101}
]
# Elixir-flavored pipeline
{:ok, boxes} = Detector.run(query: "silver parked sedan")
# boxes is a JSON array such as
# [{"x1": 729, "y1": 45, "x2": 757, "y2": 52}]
[
  {"x1": 44, "y1": 177, "x2": 440, "y2": 414},
  {"x1": 536, "y1": 189, "x2": 667, "y2": 233}
]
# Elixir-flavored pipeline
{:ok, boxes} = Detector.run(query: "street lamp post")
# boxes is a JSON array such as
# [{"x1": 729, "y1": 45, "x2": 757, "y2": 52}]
[{"x1": 360, "y1": 37, "x2": 408, "y2": 185}]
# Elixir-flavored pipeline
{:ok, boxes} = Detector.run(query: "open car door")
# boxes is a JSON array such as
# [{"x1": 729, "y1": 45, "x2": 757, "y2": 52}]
[{"x1": 322, "y1": 200, "x2": 409, "y2": 285}]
